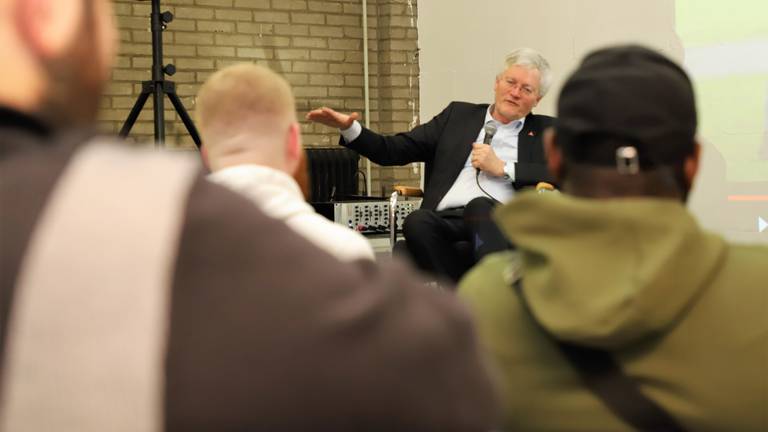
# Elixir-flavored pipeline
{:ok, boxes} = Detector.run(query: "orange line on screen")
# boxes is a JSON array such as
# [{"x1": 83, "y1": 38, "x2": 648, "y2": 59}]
[{"x1": 727, "y1": 195, "x2": 768, "y2": 202}]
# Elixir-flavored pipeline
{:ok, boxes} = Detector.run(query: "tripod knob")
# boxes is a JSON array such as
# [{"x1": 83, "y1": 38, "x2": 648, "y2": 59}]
[
  {"x1": 161, "y1": 11, "x2": 174, "y2": 24},
  {"x1": 163, "y1": 64, "x2": 176, "y2": 76}
]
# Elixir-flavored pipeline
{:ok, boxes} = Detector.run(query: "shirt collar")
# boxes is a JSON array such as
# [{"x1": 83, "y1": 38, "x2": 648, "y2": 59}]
[
  {"x1": 0, "y1": 106, "x2": 52, "y2": 137},
  {"x1": 486, "y1": 105, "x2": 525, "y2": 132}
]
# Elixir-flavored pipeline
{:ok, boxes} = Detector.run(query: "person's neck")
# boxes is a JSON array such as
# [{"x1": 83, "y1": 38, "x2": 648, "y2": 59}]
[
  {"x1": 561, "y1": 165, "x2": 686, "y2": 201},
  {"x1": 0, "y1": 63, "x2": 45, "y2": 117},
  {"x1": 490, "y1": 104, "x2": 525, "y2": 125},
  {"x1": 210, "y1": 153, "x2": 285, "y2": 174}
]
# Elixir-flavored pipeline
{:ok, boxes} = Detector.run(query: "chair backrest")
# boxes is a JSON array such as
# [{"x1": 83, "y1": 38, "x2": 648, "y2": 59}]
[{"x1": 305, "y1": 147, "x2": 360, "y2": 202}]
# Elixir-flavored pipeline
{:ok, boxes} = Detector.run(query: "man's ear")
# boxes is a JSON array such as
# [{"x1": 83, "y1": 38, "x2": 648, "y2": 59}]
[
  {"x1": 284, "y1": 122, "x2": 302, "y2": 175},
  {"x1": 293, "y1": 149, "x2": 311, "y2": 200},
  {"x1": 16, "y1": 0, "x2": 83, "y2": 59},
  {"x1": 199, "y1": 144, "x2": 211, "y2": 172},
  {"x1": 544, "y1": 128, "x2": 564, "y2": 182},
  {"x1": 683, "y1": 140, "x2": 701, "y2": 190}
]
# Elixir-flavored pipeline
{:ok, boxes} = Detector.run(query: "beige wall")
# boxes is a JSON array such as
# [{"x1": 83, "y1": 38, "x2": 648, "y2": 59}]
[{"x1": 417, "y1": 0, "x2": 678, "y2": 119}]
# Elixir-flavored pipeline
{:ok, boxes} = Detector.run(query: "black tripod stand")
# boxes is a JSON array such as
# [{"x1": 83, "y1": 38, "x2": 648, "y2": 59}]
[{"x1": 119, "y1": 0, "x2": 201, "y2": 148}]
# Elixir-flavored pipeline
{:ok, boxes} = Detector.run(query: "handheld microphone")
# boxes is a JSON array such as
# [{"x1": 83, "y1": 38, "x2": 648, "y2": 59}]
[
  {"x1": 477, "y1": 121, "x2": 498, "y2": 175},
  {"x1": 482, "y1": 121, "x2": 497, "y2": 145}
]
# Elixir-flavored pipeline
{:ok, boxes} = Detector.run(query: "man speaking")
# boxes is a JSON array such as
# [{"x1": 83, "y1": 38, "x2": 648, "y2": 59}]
[{"x1": 307, "y1": 48, "x2": 555, "y2": 281}]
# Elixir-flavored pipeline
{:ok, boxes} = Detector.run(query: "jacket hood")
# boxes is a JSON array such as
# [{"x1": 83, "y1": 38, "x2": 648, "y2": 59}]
[{"x1": 495, "y1": 191, "x2": 726, "y2": 349}]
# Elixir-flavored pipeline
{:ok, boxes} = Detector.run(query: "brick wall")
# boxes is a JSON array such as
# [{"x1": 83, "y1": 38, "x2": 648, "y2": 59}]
[{"x1": 99, "y1": 0, "x2": 421, "y2": 193}]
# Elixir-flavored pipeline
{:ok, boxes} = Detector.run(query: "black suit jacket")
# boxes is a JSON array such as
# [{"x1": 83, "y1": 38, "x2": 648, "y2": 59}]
[{"x1": 341, "y1": 101, "x2": 556, "y2": 210}]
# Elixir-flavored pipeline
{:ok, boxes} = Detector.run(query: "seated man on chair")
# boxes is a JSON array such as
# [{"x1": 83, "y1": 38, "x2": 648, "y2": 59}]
[{"x1": 307, "y1": 48, "x2": 555, "y2": 282}]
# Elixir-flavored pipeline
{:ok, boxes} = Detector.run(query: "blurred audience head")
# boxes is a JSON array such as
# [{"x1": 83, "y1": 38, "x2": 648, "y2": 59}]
[
  {"x1": 546, "y1": 44, "x2": 700, "y2": 201},
  {"x1": 0, "y1": 0, "x2": 117, "y2": 128},
  {"x1": 196, "y1": 63, "x2": 301, "y2": 175}
]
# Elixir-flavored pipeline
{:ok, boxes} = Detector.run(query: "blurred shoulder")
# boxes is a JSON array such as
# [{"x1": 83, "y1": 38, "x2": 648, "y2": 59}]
[
  {"x1": 459, "y1": 250, "x2": 519, "y2": 303},
  {"x1": 721, "y1": 242, "x2": 768, "y2": 280}
]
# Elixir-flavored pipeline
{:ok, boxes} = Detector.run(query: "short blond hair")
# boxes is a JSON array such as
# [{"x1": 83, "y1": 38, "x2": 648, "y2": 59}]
[{"x1": 195, "y1": 63, "x2": 296, "y2": 143}]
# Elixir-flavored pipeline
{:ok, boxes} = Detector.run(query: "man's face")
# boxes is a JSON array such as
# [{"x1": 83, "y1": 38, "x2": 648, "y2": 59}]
[
  {"x1": 492, "y1": 65, "x2": 542, "y2": 124},
  {"x1": 39, "y1": 0, "x2": 117, "y2": 128}
]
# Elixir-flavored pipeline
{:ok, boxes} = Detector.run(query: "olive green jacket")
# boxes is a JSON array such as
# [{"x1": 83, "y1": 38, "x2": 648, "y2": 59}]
[{"x1": 459, "y1": 191, "x2": 768, "y2": 431}]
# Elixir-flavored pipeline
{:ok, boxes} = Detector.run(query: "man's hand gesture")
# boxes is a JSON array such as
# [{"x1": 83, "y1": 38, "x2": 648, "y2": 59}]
[
  {"x1": 471, "y1": 143, "x2": 506, "y2": 177},
  {"x1": 306, "y1": 107, "x2": 360, "y2": 129}
]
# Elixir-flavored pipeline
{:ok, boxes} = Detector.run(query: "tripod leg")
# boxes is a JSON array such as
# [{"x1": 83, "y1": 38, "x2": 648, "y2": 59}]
[
  {"x1": 119, "y1": 83, "x2": 152, "y2": 138},
  {"x1": 153, "y1": 81, "x2": 165, "y2": 147},
  {"x1": 165, "y1": 84, "x2": 202, "y2": 149}
]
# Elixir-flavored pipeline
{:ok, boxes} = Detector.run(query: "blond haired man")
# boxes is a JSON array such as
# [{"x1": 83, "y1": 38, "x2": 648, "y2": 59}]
[{"x1": 197, "y1": 64, "x2": 374, "y2": 262}]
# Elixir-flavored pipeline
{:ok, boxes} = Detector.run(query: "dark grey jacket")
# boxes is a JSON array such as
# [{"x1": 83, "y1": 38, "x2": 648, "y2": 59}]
[{"x1": 0, "y1": 107, "x2": 499, "y2": 431}]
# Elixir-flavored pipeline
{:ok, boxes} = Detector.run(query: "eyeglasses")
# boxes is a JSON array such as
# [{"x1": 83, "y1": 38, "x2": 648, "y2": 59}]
[{"x1": 500, "y1": 78, "x2": 537, "y2": 97}]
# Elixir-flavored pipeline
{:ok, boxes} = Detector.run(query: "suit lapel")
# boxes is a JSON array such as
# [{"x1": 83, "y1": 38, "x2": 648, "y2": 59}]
[
  {"x1": 423, "y1": 104, "x2": 487, "y2": 210},
  {"x1": 518, "y1": 113, "x2": 538, "y2": 162},
  {"x1": 446, "y1": 105, "x2": 488, "y2": 174}
]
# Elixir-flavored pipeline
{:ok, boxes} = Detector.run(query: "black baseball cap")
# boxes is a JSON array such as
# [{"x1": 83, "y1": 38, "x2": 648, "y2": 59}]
[{"x1": 556, "y1": 45, "x2": 698, "y2": 168}]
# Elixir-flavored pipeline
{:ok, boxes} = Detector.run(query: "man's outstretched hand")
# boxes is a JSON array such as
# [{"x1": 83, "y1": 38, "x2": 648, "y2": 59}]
[{"x1": 306, "y1": 107, "x2": 360, "y2": 129}]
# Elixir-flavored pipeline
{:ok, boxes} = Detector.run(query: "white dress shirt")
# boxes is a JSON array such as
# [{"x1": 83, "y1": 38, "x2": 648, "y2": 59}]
[
  {"x1": 436, "y1": 108, "x2": 524, "y2": 210},
  {"x1": 208, "y1": 164, "x2": 376, "y2": 262}
]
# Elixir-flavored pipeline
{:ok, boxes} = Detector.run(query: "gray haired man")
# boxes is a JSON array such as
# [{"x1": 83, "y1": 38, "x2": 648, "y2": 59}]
[{"x1": 307, "y1": 48, "x2": 556, "y2": 281}]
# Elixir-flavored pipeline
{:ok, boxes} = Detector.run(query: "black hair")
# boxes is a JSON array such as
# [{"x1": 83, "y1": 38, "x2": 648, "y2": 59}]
[{"x1": 555, "y1": 129, "x2": 695, "y2": 198}]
